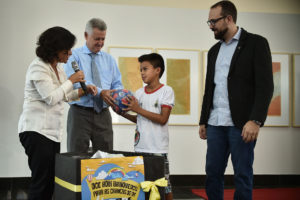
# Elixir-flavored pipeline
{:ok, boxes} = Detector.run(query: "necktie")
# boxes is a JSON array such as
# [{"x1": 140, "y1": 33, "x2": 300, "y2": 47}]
[{"x1": 90, "y1": 53, "x2": 103, "y2": 113}]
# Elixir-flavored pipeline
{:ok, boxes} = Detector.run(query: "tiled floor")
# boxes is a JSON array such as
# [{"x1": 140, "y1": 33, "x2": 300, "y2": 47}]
[{"x1": 173, "y1": 186, "x2": 206, "y2": 199}]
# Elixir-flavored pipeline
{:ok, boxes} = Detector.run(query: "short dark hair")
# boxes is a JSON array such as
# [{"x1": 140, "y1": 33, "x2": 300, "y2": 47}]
[
  {"x1": 138, "y1": 53, "x2": 165, "y2": 78},
  {"x1": 211, "y1": 1, "x2": 237, "y2": 23},
  {"x1": 36, "y1": 26, "x2": 76, "y2": 63}
]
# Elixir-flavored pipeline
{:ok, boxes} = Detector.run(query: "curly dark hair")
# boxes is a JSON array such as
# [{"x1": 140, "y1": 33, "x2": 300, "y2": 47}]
[
  {"x1": 36, "y1": 26, "x2": 76, "y2": 63},
  {"x1": 138, "y1": 53, "x2": 165, "y2": 78}
]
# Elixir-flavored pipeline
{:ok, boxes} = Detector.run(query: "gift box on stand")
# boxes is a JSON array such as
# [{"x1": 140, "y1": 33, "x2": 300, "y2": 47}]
[{"x1": 54, "y1": 151, "x2": 166, "y2": 200}]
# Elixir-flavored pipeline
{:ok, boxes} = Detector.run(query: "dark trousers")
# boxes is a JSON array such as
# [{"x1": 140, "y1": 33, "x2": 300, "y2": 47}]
[
  {"x1": 205, "y1": 125, "x2": 256, "y2": 200},
  {"x1": 67, "y1": 105, "x2": 113, "y2": 153},
  {"x1": 19, "y1": 131, "x2": 60, "y2": 200}
]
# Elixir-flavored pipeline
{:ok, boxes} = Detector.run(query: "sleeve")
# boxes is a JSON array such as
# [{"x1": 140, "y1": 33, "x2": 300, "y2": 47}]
[
  {"x1": 250, "y1": 36, "x2": 274, "y2": 124},
  {"x1": 110, "y1": 56, "x2": 123, "y2": 90},
  {"x1": 59, "y1": 66, "x2": 79, "y2": 102},
  {"x1": 199, "y1": 48, "x2": 214, "y2": 126},
  {"x1": 29, "y1": 64, "x2": 76, "y2": 106},
  {"x1": 65, "y1": 89, "x2": 80, "y2": 102},
  {"x1": 161, "y1": 87, "x2": 175, "y2": 109}
]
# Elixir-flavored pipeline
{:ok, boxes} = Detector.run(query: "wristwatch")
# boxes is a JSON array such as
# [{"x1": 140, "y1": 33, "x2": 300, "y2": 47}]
[{"x1": 252, "y1": 120, "x2": 262, "y2": 126}]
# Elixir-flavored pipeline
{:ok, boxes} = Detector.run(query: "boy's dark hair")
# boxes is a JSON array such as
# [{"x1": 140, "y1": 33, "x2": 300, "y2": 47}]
[
  {"x1": 36, "y1": 26, "x2": 76, "y2": 63},
  {"x1": 138, "y1": 53, "x2": 165, "y2": 78},
  {"x1": 211, "y1": 1, "x2": 237, "y2": 23}
]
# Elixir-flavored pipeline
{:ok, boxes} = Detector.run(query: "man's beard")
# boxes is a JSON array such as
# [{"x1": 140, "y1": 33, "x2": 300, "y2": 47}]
[{"x1": 213, "y1": 27, "x2": 228, "y2": 40}]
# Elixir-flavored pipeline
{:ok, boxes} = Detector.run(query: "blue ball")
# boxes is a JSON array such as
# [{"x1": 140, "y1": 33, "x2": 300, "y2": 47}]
[{"x1": 111, "y1": 89, "x2": 133, "y2": 113}]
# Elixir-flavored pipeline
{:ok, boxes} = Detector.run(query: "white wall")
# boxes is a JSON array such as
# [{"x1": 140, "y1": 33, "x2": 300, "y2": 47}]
[{"x1": 0, "y1": 0, "x2": 299, "y2": 177}]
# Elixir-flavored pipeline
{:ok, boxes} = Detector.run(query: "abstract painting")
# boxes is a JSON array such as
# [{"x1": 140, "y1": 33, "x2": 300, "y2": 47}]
[
  {"x1": 156, "y1": 49, "x2": 201, "y2": 125},
  {"x1": 118, "y1": 57, "x2": 143, "y2": 92},
  {"x1": 108, "y1": 47, "x2": 153, "y2": 124},
  {"x1": 264, "y1": 53, "x2": 290, "y2": 126},
  {"x1": 268, "y1": 62, "x2": 281, "y2": 116},
  {"x1": 166, "y1": 58, "x2": 190, "y2": 115}
]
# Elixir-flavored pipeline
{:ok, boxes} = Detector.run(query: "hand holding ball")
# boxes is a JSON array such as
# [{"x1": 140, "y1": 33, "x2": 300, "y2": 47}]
[{"x1": 111, "y1": 89, "x2": 133, "y2": 114}]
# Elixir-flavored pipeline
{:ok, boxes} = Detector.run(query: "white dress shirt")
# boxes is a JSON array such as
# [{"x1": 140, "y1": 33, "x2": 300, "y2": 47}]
[
  {"x1": 18, "y1": 58, "x2": 79, "y2": 142},
  {"x1": 208, "y1": 28, "x2": 242, "y2": 126}
]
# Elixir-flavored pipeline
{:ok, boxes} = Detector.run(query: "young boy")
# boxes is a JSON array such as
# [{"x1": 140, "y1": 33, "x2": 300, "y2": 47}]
[{"x1": 118, "y1": 53, "x2": 174, "y2": 200}]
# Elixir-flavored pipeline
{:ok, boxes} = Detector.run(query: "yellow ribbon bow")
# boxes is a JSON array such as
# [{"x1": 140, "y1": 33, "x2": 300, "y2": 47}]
[{"x1": 141, "y1": 177, "x2": 168, "y2": 200}]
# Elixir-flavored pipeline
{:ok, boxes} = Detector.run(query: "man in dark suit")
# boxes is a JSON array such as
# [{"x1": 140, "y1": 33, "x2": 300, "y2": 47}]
[{"x1": 199, "y1": 1, "x2": 274, "y2": 199}]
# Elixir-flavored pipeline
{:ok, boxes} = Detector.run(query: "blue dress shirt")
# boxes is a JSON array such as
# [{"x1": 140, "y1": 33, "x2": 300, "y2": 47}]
[
  {"x1": 64, "y1": 44, "x2": 123, "y2": 108},
  {"x1": 208, "y1": 28, "x2": 242, "y2": 126}
]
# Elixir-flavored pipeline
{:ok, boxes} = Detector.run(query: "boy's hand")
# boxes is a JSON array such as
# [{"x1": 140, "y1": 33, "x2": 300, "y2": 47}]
[{"x1": 122, "y1": 96, "x2": 140, "y2": 113}]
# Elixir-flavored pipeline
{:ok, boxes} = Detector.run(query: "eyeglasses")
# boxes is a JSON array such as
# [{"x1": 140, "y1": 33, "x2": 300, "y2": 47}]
[{"x1": 207, "y1": 16, "x2": 227, "y2": 26}]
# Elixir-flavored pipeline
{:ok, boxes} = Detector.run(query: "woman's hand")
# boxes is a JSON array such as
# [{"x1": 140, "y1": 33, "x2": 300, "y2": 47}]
[
  {"x1": 86, "y1": 85, "x2": 97, "y2": 96},
  {"x1": 69, "y1": 71, "x2": 85, "y2": 84},
  {"x1": 78, "y1": 85, "x2": 97, "y2": 97}
]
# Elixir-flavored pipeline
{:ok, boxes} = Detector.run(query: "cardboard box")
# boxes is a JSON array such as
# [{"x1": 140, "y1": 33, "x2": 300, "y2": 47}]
[{"x1": 54, "y1": 151, "x2": 165, "y2": 200}]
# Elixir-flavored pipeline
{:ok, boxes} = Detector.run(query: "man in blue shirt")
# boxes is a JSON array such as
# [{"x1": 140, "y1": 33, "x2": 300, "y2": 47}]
[
  {"x1": 199, "y1": 1, "x2": 273, "y2": 199},
  {"x1": 64, "y1": 18, "x2": 123, "y2": 153}
]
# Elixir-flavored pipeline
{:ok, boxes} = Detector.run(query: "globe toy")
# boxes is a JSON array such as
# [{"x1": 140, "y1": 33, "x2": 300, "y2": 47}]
[{"x1": 111, "y1": 89, "x2": 133, "y2": 113}]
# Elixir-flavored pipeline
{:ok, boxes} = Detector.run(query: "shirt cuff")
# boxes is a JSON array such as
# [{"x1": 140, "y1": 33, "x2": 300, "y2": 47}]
[{"x1": 161, "y1": 104, "x2": 173, "y2": 110}]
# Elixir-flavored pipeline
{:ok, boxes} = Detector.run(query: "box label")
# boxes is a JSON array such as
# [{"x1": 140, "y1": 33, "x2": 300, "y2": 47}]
[{"x1": 81, "y1": 156, "x2": 145, "y2": 200}]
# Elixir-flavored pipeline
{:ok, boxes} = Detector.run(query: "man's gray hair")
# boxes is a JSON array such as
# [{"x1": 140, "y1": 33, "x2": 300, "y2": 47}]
[{"x1": 85, "y1": 18, "x2": 107, "y2": 35}]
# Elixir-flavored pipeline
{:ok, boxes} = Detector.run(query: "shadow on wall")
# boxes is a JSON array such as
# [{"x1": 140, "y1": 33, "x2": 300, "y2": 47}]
[{"x1": 0, "y1": 86, "x2": 22, "y2": 120}]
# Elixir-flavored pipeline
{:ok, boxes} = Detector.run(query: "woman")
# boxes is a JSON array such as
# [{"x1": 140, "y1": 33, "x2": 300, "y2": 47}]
[{"x1": 18, "y1": 26, "x2": 97, "y2": 200}]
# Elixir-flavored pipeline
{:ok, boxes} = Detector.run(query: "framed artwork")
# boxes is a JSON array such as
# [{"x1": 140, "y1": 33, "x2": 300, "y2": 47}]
[
  {"x1": 108, "y1": 46, "x2": 153, "y2": 124},
  {"x1": 264, "y1": 53, "x2": 291, "y2": 127},
  {"x1": 156, "y1": 48, "x2": 201, "y2": 125},
  {"x1": 292, "y1": 54, "x2": 300, "y2": 127}
]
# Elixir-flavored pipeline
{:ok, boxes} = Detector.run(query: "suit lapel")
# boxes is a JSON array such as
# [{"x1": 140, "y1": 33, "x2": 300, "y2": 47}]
[
  {"x1": 228, "y1": 28, "x2": 248, "y2": 76},
  {"x1": 209, "y1": 42, "x2": 221, "y2": 79}
]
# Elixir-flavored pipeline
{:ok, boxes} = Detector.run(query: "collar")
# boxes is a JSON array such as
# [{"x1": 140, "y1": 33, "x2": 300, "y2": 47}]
[
  {"x1": 144, "y1": 84, "x2": 164, "y2": 94},
  {"x1": 82, "y1": 44, "x2": 102, "y2": 56},
  {"x1": 220, "y1": 26, "x2": 242, "y2": 44},
  {"x1": 233, "y1": 27, "x2": 242, "y2": 40}
]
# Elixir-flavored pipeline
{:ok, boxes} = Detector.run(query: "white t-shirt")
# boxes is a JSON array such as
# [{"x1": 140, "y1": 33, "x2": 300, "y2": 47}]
[
  {"x1": 18, "y1": 58, "x2": 79, "y2": 142},
  {"x1": 134, "y1": 84, "x2": 175, "y2": 153}
]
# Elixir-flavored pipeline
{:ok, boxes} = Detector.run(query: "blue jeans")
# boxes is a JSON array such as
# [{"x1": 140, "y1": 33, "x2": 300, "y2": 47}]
[{"x1": 205, "y1": 125, "x2": 256, "y2": 200}]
